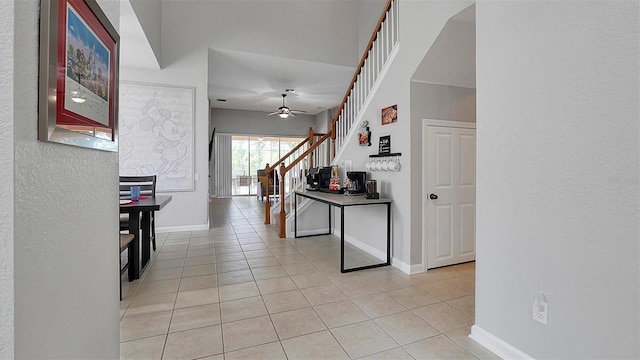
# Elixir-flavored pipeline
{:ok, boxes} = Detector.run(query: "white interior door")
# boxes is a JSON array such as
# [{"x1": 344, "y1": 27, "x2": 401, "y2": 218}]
[{"x1": 425, "y1": 123, "x2": 476, "y2": 269}]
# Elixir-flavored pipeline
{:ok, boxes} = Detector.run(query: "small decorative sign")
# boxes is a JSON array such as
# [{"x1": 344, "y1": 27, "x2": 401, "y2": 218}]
[
  {"x1": 381, "y1": 104, "x2": 398, "y2": 125},
  {"x1": 379, "y1": 135, "x2": 391, "y2": 154},
  {"x1": 358, "y1": 120, "x2": 371, "y2": 146}
]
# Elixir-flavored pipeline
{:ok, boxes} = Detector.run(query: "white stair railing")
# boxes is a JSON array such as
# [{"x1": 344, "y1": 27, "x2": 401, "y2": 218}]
[{"x1": 332, "y1": 0, "x2": 399, "y2": 156}]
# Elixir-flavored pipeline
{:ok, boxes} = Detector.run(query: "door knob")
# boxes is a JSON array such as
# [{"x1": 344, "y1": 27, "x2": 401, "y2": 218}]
[{"x1": 429, "y1": 193, "x2": 438, "y2": 200}]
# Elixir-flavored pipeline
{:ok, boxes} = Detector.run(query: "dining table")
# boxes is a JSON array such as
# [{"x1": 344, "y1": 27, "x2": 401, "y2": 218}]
[{"x1": 120, "y1": 195, "x2": 172, "y2": 280}]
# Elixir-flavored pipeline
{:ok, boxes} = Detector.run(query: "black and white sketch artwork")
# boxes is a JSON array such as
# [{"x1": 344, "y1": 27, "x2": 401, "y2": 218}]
[{"x1": 119, "y1": 82, "x2": 195, "y2": 192}]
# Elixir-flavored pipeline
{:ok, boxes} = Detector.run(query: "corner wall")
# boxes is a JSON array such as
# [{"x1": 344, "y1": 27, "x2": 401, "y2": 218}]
[
  {"x1": 0, "y1": 1, "x2": 15, "y2": 357},
  {"x1": 13, "y1": 0, "x2": 120, "y2": 358},
  {"x1": 474, "y1": 1, "x2": 639, "y2": 358}
]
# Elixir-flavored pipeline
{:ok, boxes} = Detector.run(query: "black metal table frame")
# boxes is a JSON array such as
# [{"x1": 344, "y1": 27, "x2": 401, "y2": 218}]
[{"x1": 294, "y1": 191, "x2": 391, "y2": 273}]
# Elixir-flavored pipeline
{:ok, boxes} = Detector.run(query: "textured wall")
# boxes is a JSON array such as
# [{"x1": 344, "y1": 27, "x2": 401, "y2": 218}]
[
  {"x1": 475, "y1": 1, "x2": 639, "y2": 358},
  {"x1": 13, "y1": 0, "x2": 120, "y2": 358},
  {"x1": 0, "y1": 0, "x2": 15, "y2": 357}
]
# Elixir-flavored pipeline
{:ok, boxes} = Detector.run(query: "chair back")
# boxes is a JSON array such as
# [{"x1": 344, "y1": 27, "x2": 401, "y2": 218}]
[{"x1": 119, "y1": 175, "x2": 157, "y2": 197}]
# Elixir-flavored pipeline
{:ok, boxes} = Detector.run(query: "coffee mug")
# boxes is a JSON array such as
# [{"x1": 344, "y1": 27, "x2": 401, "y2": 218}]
[
  {"x1": 381, "y1": 159, "x2": 389, "y2": 171},
  {"x1": 374, "y1": 160, "x2": 382, "y2": 171},
  {"x1": 392, "y1": 159, "x2": 401, "y2": 172},
  {"x1": 365, "y1": 161, "x2": 372, "y2": 170}
]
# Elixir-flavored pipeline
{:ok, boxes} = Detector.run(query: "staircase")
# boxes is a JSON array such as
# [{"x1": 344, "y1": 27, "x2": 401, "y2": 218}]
[{"x1": 265, "y1": 0, "x2": 399, "y2": 238}]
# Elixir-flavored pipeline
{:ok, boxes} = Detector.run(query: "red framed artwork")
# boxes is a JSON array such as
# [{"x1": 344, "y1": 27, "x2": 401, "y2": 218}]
[{"x1": 39, "y1": 0, "x2": 120, "y2": 151}]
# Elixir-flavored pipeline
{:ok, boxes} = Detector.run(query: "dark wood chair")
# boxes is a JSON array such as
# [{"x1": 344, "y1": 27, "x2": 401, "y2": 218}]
[
  {"x1": 119, "y1": 175, "x2": 157, "y2": 250},
  {"x1": 120, "y1": 234, "x2": 135, "y2": 300}
]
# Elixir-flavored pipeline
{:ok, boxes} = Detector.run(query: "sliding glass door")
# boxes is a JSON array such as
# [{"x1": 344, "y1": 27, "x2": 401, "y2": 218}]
[{"x1": 231, "y1": 135, "x2": 303, "y2": 196}]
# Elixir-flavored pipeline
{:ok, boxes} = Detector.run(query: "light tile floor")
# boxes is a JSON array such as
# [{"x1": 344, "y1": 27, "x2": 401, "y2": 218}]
[{"x1": 120, "y1": 197, "x2": 498, "y2": 360}]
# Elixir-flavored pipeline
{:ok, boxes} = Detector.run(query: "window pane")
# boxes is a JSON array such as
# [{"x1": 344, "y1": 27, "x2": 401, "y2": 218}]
[
  {"x1": 229, "y1": 135, "x2": 305, "y2": 196},
  {"x1": 231, "y1": 136, "x2": 250, "y2": 195}
]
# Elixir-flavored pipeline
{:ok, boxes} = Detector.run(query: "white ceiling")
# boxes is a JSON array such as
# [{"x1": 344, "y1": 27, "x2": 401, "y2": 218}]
[
  {"x1": 119, "y1": 1, "x2": 476, "y2": 116},
  {"x1": 207, "y1": 48, "x2": 355, "y2": 114},
  {"x1": 119, "y1": 0, "x2": 366, "y2": 116},
  {"x1": 412, "y1": 4, "x2": 476, "y2": 88}
]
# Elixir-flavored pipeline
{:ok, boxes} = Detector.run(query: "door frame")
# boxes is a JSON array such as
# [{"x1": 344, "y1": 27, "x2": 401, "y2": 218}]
[{"x1": 422, "y1": 119, "x2": 476, "y2": 271}]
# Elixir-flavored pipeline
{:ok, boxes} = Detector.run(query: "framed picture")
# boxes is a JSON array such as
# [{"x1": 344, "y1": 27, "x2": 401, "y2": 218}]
[
  {"x1": 379, "y1": 135, "x2": 391, "y2": 154},
  {"x1": 381, "y1": 104, "x2": 398, "y2": 125},
  {"x1": 38, "y1": 0, "x2": 120, "y2": 151},
  {"x1": 119, "y1": 82, "x2": 195, "y2": 192}
]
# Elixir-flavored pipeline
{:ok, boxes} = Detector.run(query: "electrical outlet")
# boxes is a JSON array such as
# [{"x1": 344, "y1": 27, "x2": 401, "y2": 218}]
[{"x1": 533, "y1": 292, "x2": 548, "y2": 325}]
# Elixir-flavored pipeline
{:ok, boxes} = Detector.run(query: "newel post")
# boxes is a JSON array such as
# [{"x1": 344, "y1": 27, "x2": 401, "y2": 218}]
[
  {"x1": 264, "y1": 164, "x2": 271, "y2": 224},
  {"x1": 308, "y1": 127, "x2": 315, "y2": 169},
  {"x1": 279, "y1": 163, "x2": 287, "y2": 238}
]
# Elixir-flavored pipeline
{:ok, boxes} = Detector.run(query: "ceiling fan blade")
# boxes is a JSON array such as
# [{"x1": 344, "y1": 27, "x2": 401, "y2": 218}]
[
  {"x1": 268, "y1": 111, "x2": 279, "y2": 116},
  {"x1": 288, "y1": 112, "x2": 296, "y2": 117}
]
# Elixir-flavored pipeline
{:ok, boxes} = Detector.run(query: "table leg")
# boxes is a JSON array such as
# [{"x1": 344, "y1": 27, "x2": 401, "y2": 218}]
[
  {"x1": 340, "y1": 206, "x2": 345, "y2": 273},
  {"x1": 128, "y1": 211, "x2": 141, "y2": 280},
  {"x1": 141, "y1": 211, "x2": 151, "y2": 272},
  {"x1": 387, "y1": 202, "x2": 391, "y2": 265},
  {"x1": 328, "y1": 204, "x2": 332, "y2": 234}
]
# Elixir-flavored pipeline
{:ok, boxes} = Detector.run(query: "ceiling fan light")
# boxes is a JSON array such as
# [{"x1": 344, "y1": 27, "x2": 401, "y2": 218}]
[{"x1": 279, "y1": 112, "x2": 289, "y2": 119}]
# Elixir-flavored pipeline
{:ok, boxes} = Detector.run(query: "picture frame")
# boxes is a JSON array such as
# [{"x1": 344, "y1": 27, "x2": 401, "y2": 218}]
[
  {"x1": 38, "y1": 0, "x2": 120, "y2": 151},
  {"x1": 379, "y1": 135, "x2": 391, "y2": 154},
  {"x1": 381, "y1": 104, "x2": 398, "y2": 125},
  {"x1": 119, "y1": 81, "x2": 196, "y2": 192}
]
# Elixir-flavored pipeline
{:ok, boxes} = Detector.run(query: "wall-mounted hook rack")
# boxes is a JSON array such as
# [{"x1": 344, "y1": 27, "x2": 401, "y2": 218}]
[{"x1": 369, "y1": 152, "x2": 402, "y2": 158}]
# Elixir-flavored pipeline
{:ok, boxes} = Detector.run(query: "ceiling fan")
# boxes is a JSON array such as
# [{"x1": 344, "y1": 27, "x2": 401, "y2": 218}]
[{"x1": 269, "y1": 93, "x2": 307, "y2": 118}]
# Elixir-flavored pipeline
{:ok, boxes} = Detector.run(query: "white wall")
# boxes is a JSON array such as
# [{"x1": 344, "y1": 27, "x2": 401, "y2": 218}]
[
  {"x1": 356, "y1": 0, "x2": 389, "y2": 56},
  {"x1": 121, "y1": 49, "x2": 210, "y2": 231},
  {"x1": 129, "y1": 0, "x2": 162, "y2": 63},
  {"x1": 12, "y1": 0, "x2": 120, "y2": 358},
  {"x1": 0, "y1": 0, "x2": 15, "y2": 357},
  {"x1": 409, "y1": 82, "x2": 476, "y2": 264},
  {"x1": 210, "y1": 108, "x2": 316, "y2": 137},
  {"x1": 332, "y1": 0, "x2": 474, "y2": 270},
  {"x1": 314, "y1": 109, "x2": 331, "y2": 134},
  {"x1": 474, "y1": 1, "x2": 639, "y2": 358}
]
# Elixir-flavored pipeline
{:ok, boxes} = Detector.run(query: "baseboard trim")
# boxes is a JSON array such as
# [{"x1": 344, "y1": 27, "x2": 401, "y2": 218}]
[
  {"x1": 469, "y1": 325, "x2": 534, "y2": 360},
  {"x1": 341, "y1": 232, "x2": 418, "y2": 275},
  {"x1": 157, "y1": 224, "x2": 210, "y2": 233},
  {"x1": 341, "y1": 232, "x2": 387, "y2": 262}
]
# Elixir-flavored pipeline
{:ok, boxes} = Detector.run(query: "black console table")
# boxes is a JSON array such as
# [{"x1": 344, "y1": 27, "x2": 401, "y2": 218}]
[{"x1": 294, "y1": 190, "x2": 392, "y2": 273}]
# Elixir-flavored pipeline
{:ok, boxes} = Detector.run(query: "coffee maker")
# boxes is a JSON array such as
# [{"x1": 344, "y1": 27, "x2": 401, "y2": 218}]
[
  {"x1": 306, "y1": 167, "x2": 331, "y2": 191},
  {"x1": 345, "y1": 171, "x2": 366, "y2": 195}
]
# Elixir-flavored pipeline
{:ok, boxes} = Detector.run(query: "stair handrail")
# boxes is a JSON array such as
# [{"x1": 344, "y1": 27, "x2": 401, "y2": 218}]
[{"x1": 264, "y1": 128, "x2": 326, "y2": 224}]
